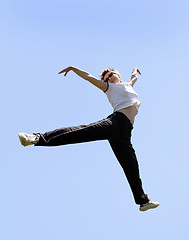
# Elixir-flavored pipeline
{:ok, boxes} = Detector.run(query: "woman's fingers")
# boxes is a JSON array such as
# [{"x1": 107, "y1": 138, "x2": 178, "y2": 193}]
[
  {"x1": 58, "y1": 69, "x2": 65, "y2": 74},
  {"x1": 58, "y1": 69, "x2": 68, "y2": 75},
  {"x1": 58, "y1": 67, "x2": 72, "y2": 75},
  {"x1": 132, "y1": 68, "x2": 141, "y2": 75},
  {"x1": 132, "y1": 68, "x2": 137, "y2": 74}
]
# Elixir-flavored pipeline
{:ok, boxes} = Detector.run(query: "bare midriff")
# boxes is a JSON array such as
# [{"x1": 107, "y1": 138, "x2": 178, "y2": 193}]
[{"x1": 117, "y1": 103, "x2": 139, "y2": 126}]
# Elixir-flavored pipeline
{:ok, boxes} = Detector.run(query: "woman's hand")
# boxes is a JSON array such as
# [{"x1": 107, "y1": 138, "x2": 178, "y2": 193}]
[
  {"x1": 129, "y1": 68, "x2": 141, "y2": 86},
  {"x1": 58, "y1": 66, "x2": 73, "y2": 76},
  {"x1": 132, "y1": 68, "x2": 141, "y2": 76}
]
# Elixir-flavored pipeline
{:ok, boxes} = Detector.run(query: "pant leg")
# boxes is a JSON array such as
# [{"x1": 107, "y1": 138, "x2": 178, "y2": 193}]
[
  {"x1": 35, "y1": 117, "x2": 115, "y2": 147},
  {"x1": 109, "y1": 139, "x2": 149, "y2": 205},
  {"x1": 108, "y1": 113, "x2": 149, "y2": 205}
]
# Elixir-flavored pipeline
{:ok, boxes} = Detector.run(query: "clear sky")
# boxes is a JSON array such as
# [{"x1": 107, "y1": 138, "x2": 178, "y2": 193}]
[{"x1": 1, "y1": 0, "x2": 189, "y2": 239}]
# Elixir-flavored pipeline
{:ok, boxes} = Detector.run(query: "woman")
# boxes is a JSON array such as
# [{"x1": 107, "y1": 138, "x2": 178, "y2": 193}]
[{"x1": 18, "y1": 66, "x2": 159, "y2": 211}]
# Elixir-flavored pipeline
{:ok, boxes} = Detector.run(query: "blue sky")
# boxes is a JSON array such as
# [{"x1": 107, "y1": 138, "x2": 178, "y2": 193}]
[{"x1": 1, "y1": 0, "x2": 189, "y2": 239}]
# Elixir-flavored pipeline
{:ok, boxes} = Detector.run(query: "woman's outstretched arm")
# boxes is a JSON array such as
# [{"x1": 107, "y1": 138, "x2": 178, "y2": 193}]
[
  {"x1": 58, "y1": 66, "x2": 108, "y2": 92},
  {"x1": 128, "y1": 68, "x2": 141, "y2": 87}
]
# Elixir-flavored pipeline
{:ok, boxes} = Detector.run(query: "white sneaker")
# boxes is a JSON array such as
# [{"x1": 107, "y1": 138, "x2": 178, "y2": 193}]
[
  {"x1": 139, "y1": 199, "x2": 160, "y2": 211},
  {"x1": 18, "y1": 132, "x2": 39, "y2": 147}
]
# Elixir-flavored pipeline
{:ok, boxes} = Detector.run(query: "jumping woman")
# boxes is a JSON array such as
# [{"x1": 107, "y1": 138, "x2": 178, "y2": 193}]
[{"x1": 18, "y1": 66, "x2": 159, "y2": 211}]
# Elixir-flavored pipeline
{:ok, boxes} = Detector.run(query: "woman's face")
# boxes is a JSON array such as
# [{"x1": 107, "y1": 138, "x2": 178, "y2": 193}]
[{"x1": 103, "y1": 71, "x2": 122, "y2": 84}]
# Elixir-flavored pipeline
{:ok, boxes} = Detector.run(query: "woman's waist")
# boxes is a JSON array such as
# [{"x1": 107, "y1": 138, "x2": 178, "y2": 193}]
[{"x1": 116, "y1": 103, "x2": 139, "y2": 125}]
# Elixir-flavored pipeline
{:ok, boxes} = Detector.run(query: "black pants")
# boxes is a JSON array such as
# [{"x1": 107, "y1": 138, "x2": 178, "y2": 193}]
[{"x1": 35, "y1": 112, "x2": 149, "y2": 205}]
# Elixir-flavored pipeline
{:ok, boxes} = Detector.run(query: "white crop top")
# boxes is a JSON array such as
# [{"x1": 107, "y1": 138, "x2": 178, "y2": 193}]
[{"x1": 104, "y1": 81, "x2": 141, "y2": 112}]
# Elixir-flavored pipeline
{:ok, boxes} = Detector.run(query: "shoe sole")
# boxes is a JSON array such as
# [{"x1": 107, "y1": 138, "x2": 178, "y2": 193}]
[{"x1": 140, "y1": 203, "x2": 160, "y2": 211}]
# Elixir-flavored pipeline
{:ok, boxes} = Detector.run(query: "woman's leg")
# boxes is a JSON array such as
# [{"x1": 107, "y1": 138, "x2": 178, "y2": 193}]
[
  {"x1": 35, "y1": 117, "x2": 114, "y2": 147},
  {"x1": 109, "y1": 139, "x2": 149, "y2": 205},
  {"x1": 105, "y1": 112, "x2": 149, "y2": 205}
]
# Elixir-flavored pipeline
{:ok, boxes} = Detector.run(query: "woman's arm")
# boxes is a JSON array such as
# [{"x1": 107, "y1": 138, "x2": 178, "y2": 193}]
[
  {"x1": 128, "y1": 68, "x2": 141, "y2": 87},
  {"x1": 58, "y1": 66, "x2": 108, "y2": 92}
]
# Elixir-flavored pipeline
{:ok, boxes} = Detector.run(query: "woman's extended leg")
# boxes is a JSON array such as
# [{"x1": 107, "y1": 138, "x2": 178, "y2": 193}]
[
  {"x1": 109, "y1": 139, "x2": 149, "y2": 205},
  {"x1": 34, "y1": 117, "x2": 115, "y2": 147},
  {"x1": 107, "y1": 112, "x2": 149, "y2": 205}
]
